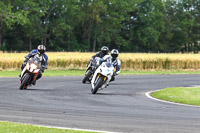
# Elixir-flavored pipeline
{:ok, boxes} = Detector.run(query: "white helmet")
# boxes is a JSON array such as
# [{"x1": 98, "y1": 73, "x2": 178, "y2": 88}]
[
  {"x1": 111, "y1": 49, "x2": 119, "y2": 59},
  {"x1": 37, "y1": 45, "x2": 46, "y2": 55}
]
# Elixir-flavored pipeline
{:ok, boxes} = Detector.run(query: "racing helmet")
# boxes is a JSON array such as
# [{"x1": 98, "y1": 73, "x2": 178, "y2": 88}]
[
  {"x1": 111, "y1": 49, "x2": 119, "y2": 59},
  {"x1": 101, "y1": 46, "x2": 109, "y2": 55},
  {"x1": 37, "y1": 45, "x2": 46, "y2": 55}
]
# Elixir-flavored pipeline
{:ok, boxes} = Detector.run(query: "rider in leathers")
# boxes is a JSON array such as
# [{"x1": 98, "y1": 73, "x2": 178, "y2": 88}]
[
  {"x1": 97, "y1": 49, "x2": 121, "y2": 82},
  {"x1": 91, "y1": 46, "x2": 109, "y2": 61},
  {"x1": 20, "y1": 45, "x2": 48, "y2": 85},
  {"x1": 89, "y1": 46, "x2": 109, "y2": 71},
  {"x1": 110, "y1": 49, "x2": 121, "y2": 81},
  {"x1": 85, "y1": 46, "x2": 109, "y2": 82}
]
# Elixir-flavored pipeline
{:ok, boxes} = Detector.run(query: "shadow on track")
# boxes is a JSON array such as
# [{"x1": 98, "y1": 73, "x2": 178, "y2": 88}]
[
  {"x1": 91, "y1": 92, "x2": 133, "y2": 96},
  {"x1": 109, "y1": 82, "x2": 134, "y2": 85},
  {"x1": 19, "y1": 88, "x2": 52, "y2": 91}
]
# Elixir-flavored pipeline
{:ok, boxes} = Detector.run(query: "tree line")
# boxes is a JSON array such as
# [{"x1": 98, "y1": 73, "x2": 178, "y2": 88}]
[{"x1": 0, "y1": 0, "x2": 199, "y2": 53}]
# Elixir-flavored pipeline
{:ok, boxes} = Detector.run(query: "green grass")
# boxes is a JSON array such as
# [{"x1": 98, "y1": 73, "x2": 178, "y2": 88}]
[
  {"x1": 1, "y1": 70, "x2": 200, "y2": 77},
  {"x1": 0, "y1": 70, "x2": 85, "y2": 77},
  {"x1": 120, "y1": 70, "x2": 200, "y2": 75},
  {"x1": 0, "y1": 121, "x2": 98, "y2": 133},
  {"x1": 151, "y1": 87, "x2": 200, "y2": 106}
]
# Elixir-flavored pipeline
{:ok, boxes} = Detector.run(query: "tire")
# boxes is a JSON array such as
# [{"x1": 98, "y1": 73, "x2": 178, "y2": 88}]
[
  {"x1": 91, "y1": 76, "x2": 104, "y2": 94},
  {"x1": 19, "y1": 73, "x2": 30, "y2": 90},
  {"x1": 82, "y1": 71, "x2": 92, "y2": 83}
]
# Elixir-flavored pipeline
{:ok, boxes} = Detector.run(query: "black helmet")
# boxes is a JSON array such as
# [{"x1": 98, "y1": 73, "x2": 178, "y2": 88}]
[
  {"x1": 101, "y1": 46, "x2": 109, "y2": 55},
  {"x1": 111, "y1": 49, "x2": 119, "y2": 59},
  {"x1": 37, "y1": 45, "x2": 46, "y2": 55}
]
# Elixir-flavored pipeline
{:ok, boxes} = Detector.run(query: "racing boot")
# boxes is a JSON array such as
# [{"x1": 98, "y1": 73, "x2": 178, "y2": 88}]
[
  {"x1": 32, "y1": 80, "x2": 36, "y2": 86},
  {"x1": 110, "y1": 75, "x2": 115, "y2": 82}
]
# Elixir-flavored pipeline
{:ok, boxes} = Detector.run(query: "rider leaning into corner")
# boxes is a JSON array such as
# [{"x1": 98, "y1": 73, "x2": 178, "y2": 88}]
[
  {"x1": 91, "y1": 46, "x2": 109, "y2": 60},
  {"x1": 110, "y1": 49, "x2": 121, "y2": 82},
  {"x1": 97, "y1": 48, "x2": 121, "y2": 82},
  {"x1": 88, "y1": 45, "x2": 109, "y2": 72},
  {"x1": 20, "y1": 45, "x2": 48, "y2": 85}
]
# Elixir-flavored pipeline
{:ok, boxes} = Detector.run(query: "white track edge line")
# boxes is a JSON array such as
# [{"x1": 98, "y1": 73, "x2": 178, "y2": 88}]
[
  {"x1": 145, "y1": 90, "x2": 200, "y2": 108},
  {"x1": 1, "y1": 120, "x2": 120, "y2": 133}
]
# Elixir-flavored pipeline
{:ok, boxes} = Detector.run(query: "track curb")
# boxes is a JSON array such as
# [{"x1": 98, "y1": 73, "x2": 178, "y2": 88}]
[{"x1": 145, "y1": 90, "x2": 200, "y2": 108}]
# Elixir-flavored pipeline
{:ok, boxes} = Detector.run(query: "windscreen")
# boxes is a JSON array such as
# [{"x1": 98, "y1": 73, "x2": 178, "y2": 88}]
[
  {"x1": 29, "y1": 56, "x2": 42, "y2": 68},
  {"x1": 105, "y1": 61, "x2": 112, "y2": 68}
]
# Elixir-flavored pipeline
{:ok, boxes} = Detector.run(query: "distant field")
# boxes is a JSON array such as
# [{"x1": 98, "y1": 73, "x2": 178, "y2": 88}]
[{"x1": 1, "y1": 52, "x2": 200, "y2": 70}]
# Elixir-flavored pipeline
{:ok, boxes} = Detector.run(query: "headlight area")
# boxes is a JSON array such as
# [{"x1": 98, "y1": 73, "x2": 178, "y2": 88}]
[{"x1": 30, "y1": 63, "x2": 37, "y2": 70}]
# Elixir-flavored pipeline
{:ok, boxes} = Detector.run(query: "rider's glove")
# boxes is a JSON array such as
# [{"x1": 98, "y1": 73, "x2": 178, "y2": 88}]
[
  {"x1": 21, "y1": 64, "x2": 26, "y2": 70},
  {"x1": 90, "y1": 58, "x2": 94, "y2": 62},
  {"x1": 24, "y1": 58, "x2": 29, "y2": 63},
  {"x1": 98, "y1": 60, "x2": 102, "y2": 65}
]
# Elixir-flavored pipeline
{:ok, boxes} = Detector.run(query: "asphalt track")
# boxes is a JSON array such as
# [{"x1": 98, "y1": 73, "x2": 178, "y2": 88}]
[{"x1": 1, "y1": 75, "x2": 200, "y2": 133}]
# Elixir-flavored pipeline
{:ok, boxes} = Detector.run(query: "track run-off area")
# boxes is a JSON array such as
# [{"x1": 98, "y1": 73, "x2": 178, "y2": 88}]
[{"x1": 1, "y1": 75, "x2": 200, "y2": 133}]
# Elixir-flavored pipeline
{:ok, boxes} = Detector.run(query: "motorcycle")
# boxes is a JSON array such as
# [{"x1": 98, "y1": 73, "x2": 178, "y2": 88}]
[
  {"x1": 82, "y1": 57, "x2": 101, "y2": 83},
  {"x1": 91, "y1": 59, "x2": 114, "y2": 94},
  {"x1": 19, "y1": 55, "x2": 42, "y2": 90}
]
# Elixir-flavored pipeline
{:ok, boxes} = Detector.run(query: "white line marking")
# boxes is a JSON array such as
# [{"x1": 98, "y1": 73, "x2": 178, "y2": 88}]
[
  {"x1": 145, "y1": 90, "x2": 200, "y2": 108},
  {"x1": 36, "y1": 125, "x2": 120, "y2": 133},
  {"x1": 1, "y1": 121, "x2": 120, "y2": 133}
]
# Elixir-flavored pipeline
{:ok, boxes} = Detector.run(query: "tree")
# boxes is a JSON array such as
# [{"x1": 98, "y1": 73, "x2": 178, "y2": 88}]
[
  {"x1": 159, "y1": 0, "x2": 196, "y2": 52},
  {"x1": 1, "y1": 0, "x2": 199, "y2": 53},
  {"x1": 129, "y1": 0, "x2": 165, "y2": 52},
  {"x1": 0, "y1": 0, "x2": 28, "y2": 50}
]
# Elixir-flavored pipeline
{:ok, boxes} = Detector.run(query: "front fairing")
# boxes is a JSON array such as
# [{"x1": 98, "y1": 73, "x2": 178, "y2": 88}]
[
  {"x1": 91, "y1": 62, "x2": 114, "y2": 89},
  {"x1": 20, "y1": 56, "x2": 41, "y2": 78},
  {"x1": 99, "y1": 64, "x2": 114, "y2": 77},
  {"x1": 27, "y1": 60, "x2": 41, "y2": 73}
]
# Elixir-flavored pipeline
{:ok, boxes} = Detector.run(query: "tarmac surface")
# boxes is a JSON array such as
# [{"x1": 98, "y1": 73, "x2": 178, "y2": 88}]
[{"x1": 1, "y1": 75, "x2": 200, "y2": 133}]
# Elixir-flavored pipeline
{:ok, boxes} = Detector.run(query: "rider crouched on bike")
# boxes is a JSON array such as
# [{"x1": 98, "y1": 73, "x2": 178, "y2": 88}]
[
  {"x1": 82, "y1": 46, "x2": 109, "y2": 83},
  {"x1": 96, "y1": 49, "x2": 121, "y2": 83},
  {"x1": 20, "y1": 45, "x2": 48, "y2": 85},
  {"x1": 110, "y1": 49, "x2": 121, "y2": 82},
  {"x1": 92, "y1": 46, "x2": 109, "y2": 59},
  {"x1": 89, "y1": 46, "x2": 109, "y2": 72},
  {"x1": 91, "y1": 46, "x2": 109, "y2": 62}
]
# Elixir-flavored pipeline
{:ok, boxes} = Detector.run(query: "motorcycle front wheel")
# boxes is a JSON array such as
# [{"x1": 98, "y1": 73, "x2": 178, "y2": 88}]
[
  {"x1": 19, "y1": 73, "x2": 30, "y2": 90},
  {"x1": 91, "y1": 76, "x2": 104, "y2": 94}
]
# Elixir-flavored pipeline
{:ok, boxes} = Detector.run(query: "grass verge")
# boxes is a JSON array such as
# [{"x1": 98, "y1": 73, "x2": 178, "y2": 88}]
[
  {"x1": 0, "y1": 70, "x2": 85, "y2": 77},
  {"x1": 1, "y1": 70, "x2": 200, "y2": 77},
  {"x1": 151, "y1": 87, "x2": 200, "y2": 106},
  {"x1": 0, "y1": 121, "x2": 98, "y2": 133}
]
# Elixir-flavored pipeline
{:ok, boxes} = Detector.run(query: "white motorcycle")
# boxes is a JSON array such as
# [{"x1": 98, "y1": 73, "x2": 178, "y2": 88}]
[{"x1": 91, "y1": 59, "x2": 114, "y2": 94}]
